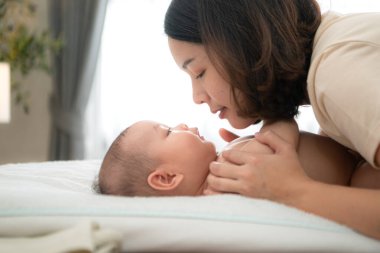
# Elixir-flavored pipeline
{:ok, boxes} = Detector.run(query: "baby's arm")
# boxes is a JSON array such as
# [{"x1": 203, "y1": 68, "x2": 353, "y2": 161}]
[
  {"x1": 350, "y1": 161, "x2": 380, "y2": 189},
  {"x1": 297, "y1": 132, "x2": 357, "y2": 186}
]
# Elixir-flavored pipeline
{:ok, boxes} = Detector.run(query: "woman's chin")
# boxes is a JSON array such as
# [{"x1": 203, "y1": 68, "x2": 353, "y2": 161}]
[{"x1": 227, "y1": 117, "x2": 255, "y2": 129}]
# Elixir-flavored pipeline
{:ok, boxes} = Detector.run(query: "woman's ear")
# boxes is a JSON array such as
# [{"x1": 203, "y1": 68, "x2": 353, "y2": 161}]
[{"x1": 147, "y1": 169, "x2": 184, "y2": 191}]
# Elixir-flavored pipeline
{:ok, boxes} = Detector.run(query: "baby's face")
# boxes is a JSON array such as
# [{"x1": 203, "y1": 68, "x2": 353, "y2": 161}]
[{"x1": 125, "y1": 121, "x2": 217, "y2": 195}]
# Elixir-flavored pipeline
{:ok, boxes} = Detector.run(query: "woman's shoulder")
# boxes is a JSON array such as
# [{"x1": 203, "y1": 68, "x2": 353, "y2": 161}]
[{"x1": 314, "y1": 11, "x2": 380, "y2": 51}]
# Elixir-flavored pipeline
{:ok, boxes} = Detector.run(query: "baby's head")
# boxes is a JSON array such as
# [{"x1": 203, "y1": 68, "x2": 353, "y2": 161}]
[{"x1": 97, "y1": 120, "x2": 217, "y2": 196}]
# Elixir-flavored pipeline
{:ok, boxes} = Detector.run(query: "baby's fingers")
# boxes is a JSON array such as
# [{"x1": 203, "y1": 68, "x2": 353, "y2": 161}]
[{"x1": 219, "y1": 128, "x2": 239, "y2": 142}]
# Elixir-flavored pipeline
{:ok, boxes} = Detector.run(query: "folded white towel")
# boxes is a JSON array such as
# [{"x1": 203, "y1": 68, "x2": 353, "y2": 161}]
[{"x1": 0, "y1": 220, "x2": 122, "y2": 253}]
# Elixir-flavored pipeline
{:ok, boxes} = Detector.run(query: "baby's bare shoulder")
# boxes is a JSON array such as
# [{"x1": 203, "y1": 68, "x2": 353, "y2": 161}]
[{"x1": 222, "y1": 135, "x2": 273, "y2": 155}]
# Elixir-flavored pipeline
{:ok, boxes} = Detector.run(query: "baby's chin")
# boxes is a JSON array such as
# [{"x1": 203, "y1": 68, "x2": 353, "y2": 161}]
[
  {"x1": 202, "y1": 140, "x2": 218, "y2": 159},
  {"x1": 195, "y1": 181, "x2": 209, "y2": 196}
]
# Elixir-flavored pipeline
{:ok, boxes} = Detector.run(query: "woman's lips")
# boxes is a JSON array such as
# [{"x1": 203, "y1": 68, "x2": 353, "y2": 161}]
[
  {"x1": 211, "y1": 107, "x2": 226, "y2": 119},
  {"x1": 218, "y1": 107, "x2": 226, "y2": 119}
]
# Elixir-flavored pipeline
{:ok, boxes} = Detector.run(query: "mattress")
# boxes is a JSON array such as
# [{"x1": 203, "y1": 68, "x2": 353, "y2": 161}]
[{"x1": 0, "y1": 160, "x2": 379, "y2": 252}]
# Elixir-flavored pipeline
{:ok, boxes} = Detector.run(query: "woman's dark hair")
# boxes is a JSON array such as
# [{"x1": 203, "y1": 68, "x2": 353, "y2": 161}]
[
  {"x1": 164, "y1": 0, "x2": 321, "y2": 120},
  {"x1": 164, "y1": 0, "x2": 201, "y2": 43}
]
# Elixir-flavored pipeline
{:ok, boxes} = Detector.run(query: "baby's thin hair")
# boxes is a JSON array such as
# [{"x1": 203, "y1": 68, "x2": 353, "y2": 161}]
[{"x1": 96, "y1": 128, "x2": 159, "y2": 196}]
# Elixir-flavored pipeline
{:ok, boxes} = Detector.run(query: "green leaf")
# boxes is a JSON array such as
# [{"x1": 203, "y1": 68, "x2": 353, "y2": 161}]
[{"x1": 0, "y1": 0, "x2": 63, "y2": 113}]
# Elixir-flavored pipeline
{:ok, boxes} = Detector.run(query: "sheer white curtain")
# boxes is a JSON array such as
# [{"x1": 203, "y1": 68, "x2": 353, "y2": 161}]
[{"x1": 85, "y1": 0, "x2": 380, "y2": 159}]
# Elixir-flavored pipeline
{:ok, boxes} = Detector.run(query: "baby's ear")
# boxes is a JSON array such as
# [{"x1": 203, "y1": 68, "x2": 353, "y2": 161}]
[{"x1": 147, "y1": 169, "x2": 184, "y2": 191}]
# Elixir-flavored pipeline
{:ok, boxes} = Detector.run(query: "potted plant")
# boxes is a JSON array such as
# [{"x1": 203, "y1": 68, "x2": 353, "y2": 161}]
[{"x1": 0, "y1": 0, "x2": 62, "y2": 113}]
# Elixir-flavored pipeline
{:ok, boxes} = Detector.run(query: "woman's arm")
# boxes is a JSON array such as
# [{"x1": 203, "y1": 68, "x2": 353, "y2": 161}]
[{"x1": 208, "y1": 130, "x2": 380, "y2": 239}]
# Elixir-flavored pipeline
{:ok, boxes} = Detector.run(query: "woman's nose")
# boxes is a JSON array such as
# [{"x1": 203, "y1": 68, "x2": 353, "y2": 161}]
[{"x1": 192, "y1": 81, "x2": 208, "y2": 105}]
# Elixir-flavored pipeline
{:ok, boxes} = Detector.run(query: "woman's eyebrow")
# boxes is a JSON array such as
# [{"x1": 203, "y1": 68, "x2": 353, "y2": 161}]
[{"x1": 182, "y1": 58, "x2": 194, "y2": 69}]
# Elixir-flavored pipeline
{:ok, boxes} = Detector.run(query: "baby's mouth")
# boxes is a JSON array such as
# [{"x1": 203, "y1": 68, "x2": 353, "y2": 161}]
[{"x1": 196, "y1": 128, "x2": 205, "y2": 140}]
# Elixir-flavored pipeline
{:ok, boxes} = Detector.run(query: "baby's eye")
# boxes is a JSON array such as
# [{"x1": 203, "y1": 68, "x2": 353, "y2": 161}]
[
  {"x1": 195, "y1": 70, "x2": 205, "y2": 79},
  {"x1": 167, "y1": 128, "x2": 172, "y2": 136}
]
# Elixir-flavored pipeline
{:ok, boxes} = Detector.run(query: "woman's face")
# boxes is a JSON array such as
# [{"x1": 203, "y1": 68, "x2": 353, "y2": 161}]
[{"x1": 168, "y1": 38, "x2": 256, "y2": 129}]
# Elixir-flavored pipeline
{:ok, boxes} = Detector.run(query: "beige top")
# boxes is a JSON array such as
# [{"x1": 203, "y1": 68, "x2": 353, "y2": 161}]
[{"x1": 307, "y1": 12, "x2": 380, "y2": 168}]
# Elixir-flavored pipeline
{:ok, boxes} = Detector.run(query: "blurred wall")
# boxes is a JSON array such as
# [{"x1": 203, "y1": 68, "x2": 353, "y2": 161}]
[{"x1": 0, "y1": 0, "x2": 52, "y2": 165}]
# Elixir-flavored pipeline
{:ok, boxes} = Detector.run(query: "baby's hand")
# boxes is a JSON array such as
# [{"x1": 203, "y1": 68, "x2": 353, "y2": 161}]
[{"x1": 219, "y1": 128, "x2": 239, "y2": 142}]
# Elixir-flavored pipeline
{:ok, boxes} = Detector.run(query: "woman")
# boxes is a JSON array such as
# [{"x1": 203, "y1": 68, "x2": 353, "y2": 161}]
[{"x1": 164, "y1": 0, "x2": 380, "y2": 239}]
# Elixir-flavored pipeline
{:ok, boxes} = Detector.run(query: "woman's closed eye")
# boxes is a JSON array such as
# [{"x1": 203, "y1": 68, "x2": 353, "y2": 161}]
[{"x1": 195, "y1": 70, "x2": 205, "y2": 79}]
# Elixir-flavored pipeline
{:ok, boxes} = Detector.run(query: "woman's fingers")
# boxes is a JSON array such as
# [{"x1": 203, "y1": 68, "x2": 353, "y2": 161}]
[
  {"x1": 206, "y1": 172, "x2": 241, "y2": 194},
  {"x1": 220, "y1": 149, "x2": 253, "y2": 166},
  {"x1": 203, "y1": 188, "x2": 220, "y2": 195},
  {"x1": 219, "y1": 128, "x2": 239, "y2": 142},
  {"x1": 209, "y1": 161, "x2": 241, "y2": 178},
  {"x1": 207, "y1": 161, "x2": 243, "y2": 194},
  {"x1": 256, "y1": 130, "x2": 309, "y2": 181},
  {"x1": 208, "y1": 130, "x2": 308, "y2": 199},
  {"x1": 208, "y1": 159, "x2": 257, "y2": 195},
  {"x1": 255, "y1": 130, "x2": 290, "y2": 153}
]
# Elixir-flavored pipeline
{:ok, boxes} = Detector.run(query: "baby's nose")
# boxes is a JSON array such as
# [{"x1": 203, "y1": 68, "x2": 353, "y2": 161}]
[
  {"x1": 175, "y1": 123, "x2": 189, "y2": 130},
  {"x1": 189, "y1": 127, "x2": 199, "y2": 134}
]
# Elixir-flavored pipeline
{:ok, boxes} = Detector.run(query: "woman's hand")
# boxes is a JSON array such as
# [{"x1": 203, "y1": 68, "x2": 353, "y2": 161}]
[
  {"x1": 203, "y1": 129, "x2": 240, "y2": 195},
  {"x1": 206, "y1": 130, "x2": 311, "y2": 201},
  {"x1": 210, "y1": 131, "x2": 380, "y2": 240}
]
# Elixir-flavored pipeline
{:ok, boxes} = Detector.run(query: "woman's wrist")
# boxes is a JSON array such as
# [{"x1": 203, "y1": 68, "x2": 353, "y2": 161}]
[{"x1": 275, "y1": 177, "x2": 315, "y2": 207}]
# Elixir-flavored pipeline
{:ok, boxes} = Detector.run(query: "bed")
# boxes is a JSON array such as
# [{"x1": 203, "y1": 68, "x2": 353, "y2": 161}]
[{"x1": 1, "y1": 160, "x2": 379, "y2": 253}]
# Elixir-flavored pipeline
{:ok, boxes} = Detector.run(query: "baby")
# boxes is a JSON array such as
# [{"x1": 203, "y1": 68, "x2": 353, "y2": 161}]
[{"x1": 95, "y1": 120, "x2": 378, "y2": 197}]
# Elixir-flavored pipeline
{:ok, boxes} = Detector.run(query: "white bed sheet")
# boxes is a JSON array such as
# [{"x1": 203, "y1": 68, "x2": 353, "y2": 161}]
[{"x1": 0, "y1": 160, "x2": 379, "y2": 252}]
